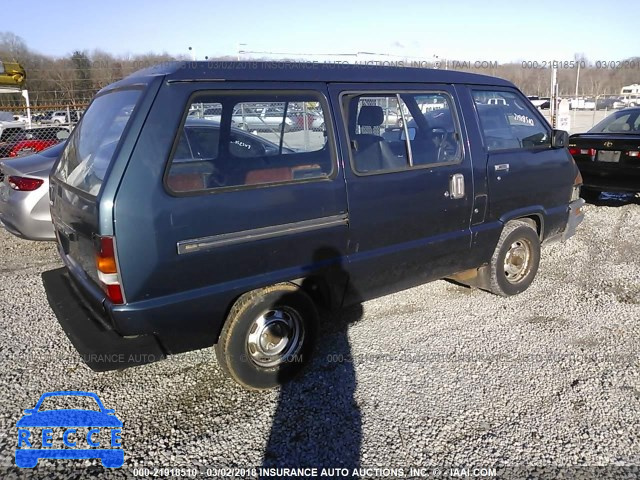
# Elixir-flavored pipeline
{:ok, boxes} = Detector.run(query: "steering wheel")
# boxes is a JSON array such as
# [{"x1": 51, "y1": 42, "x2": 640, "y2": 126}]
[{"x1": 431, "y1": 128, "x2": 458, "y2": 162}]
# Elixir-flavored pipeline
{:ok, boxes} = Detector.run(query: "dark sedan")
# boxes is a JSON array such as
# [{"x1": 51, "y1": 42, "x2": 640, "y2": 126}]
[{"x1": 568, "y1": 108, "x2": 640, "y2": 196}]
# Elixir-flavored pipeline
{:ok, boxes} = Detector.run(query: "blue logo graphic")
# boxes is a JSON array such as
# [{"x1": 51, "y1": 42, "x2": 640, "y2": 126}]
[{"x1": 15, "y1": 391, "x2": 123, "y2": 468}]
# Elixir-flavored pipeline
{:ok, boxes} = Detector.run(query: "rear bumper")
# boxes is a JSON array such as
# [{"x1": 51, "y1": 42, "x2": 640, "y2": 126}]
[
  {"x1": 0, "y1": 185, "x2": 56, "y2": 241},
  {"x1": 562, "y1": 198, "x2": 585, "y2": 241},
  {"x1": 0, "y1": 215, "x2": 55, "y2": 241},
  {"x1": 41, "y1": 267, "x2": 165, "y2": 371},
  {"x1": 577, "y1": 163, "x2": 640, "y2": 193}
]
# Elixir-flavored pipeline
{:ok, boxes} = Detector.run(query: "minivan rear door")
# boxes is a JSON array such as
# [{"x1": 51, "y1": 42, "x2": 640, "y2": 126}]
[{"x1": 49, "y1": 83, "x2": 156, "y2": 295}]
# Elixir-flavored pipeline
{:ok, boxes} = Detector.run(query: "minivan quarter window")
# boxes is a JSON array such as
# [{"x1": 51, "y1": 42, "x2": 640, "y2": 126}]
[
  {"x1": 343, "y1": 91, "x2": 462, "y2": 175},
  {"x1": 473, "y1": 90, "x2": 551, "y2": 152},
  {"x1": 167, "y1": 92, "x2": 333, "y2": 193}
]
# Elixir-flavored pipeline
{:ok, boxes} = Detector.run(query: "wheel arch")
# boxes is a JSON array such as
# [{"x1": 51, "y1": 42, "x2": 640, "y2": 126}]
[{"x1": 499, "y1": 210, "x2": 545, "y2": 239}]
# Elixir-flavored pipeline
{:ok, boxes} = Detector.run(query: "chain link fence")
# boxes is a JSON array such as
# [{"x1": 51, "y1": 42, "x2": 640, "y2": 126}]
[{"x1": 0, "y1": 107, "x2": 78, "y2": 158}]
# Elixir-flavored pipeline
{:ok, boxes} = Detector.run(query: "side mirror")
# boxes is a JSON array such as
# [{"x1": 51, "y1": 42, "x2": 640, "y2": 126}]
[
  {"x1": 23, "y1": 409, "x2": 36, "y2": 415},
  {"x1": 551, "y1": 129, "x2": 569, "y2": 148}
]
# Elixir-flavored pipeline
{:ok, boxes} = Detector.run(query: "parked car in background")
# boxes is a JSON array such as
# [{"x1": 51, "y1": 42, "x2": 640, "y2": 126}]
[
  {"x1": 569, "y1": 97, "x2": 596, "y2": 110},
  {"x1": 568, "y1": 107, "x2": 640, "y2": 197},
  {"x1": 0, "y1": 111, "x2": 25, "y2": 144},
  {"x1": 231, "y1": 104, "x2": 296, "y2": 132},
  {"x1": 0, "y1": 142, "x2": 66, "y2": 241},
  {"x1": 188, "y1": 105, "x2": 222, "y2": 122},
  {"x1": 50, "y1": 111, "x2": 68, "y2": 124},
  {"x1": 287, "y1": 109, "x2": 326, "y2": 131},
  {"x1": 36, "y1": 111, "x2": 54, "y2": 124},
  {"x1": 619, "y1": 94, "x2": 640, "y2": 108},
  {"x1": 596, "y1": 97, "x2": 622, "y2": 110},
  {"x1": 527, "y1": 96, "x2": 550, "y2": 109},
  {"x1": 0, "y1": 126, "x2": 69, "y2": 158},
  {"x1": 612, "y1": 99, "x2": 627, "y2": 109},
  {"x1": 44, "y1": 110, "x2": 80, "y2": 124}
]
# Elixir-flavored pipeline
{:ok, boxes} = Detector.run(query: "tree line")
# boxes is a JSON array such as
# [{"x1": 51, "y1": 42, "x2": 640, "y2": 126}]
[{"x1": 1, "y1": 31, "x2": 638, "y2": 113}]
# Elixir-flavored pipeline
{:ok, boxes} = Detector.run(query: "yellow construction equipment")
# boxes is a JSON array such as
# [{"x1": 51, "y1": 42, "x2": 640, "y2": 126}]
[{"x1": 0, "y1": 61, "x2": 26, "y2": 89}]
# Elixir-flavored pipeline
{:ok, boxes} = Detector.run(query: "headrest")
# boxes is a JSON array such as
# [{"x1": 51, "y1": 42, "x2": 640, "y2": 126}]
[{"x1": 357, "y1": 106, "x2": 384, "y2": 127}]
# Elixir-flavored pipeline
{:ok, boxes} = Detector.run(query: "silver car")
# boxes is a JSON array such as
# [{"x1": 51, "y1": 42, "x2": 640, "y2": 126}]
[{"x1": 0, "y1": 142, "x2": 65, "y2": 241}]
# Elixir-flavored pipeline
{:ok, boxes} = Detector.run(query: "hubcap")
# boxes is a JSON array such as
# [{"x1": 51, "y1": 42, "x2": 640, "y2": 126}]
[
  {"x1": 503, "y1": 239, "x2": 532, "y2": 284},
  {"x1": 246, "y1": 308, "x2": 304, "y2": 367}
]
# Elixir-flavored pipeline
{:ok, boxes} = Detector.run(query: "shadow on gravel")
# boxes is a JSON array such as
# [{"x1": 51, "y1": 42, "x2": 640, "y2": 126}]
[
  {"x1": 261, "y1": 248, "x2": 362, "y2": 479},
  {"x1": 582, "y1": 191, "x2": 640, "y2": 207}
]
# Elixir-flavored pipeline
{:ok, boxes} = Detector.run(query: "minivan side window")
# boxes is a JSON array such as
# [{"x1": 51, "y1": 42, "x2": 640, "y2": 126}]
[
  {"x1": 343, "y1": 92, "x2": 462, "y2": 174},
  {"x1": 167, "y1": 93, "x2": 333, "y2": 193},
  {"x1": 473, "y1": 90, "x2": 551, "y2": 151}
]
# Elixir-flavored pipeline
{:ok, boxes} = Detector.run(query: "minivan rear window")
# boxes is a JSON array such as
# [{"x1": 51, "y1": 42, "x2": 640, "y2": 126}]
[{"x1": 54, "y1": 89, "x2": 140, "y2": 196}]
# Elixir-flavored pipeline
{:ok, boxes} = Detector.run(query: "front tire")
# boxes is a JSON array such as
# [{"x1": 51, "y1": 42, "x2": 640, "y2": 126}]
[
  {"x1": 215, "y1": 283, "x2": 318, "y2": 390},
  {"x1": 488, "y1": 220, "x2": 540, "y2": 296}
]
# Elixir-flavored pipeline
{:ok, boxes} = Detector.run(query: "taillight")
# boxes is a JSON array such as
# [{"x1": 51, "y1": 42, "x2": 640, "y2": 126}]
[
  {"x1": 568, "y1": 148, "x2": 596, "y2": 156},
  {"x1": 96, "y1": 236, "x2": 124, "y2": 304},
  {"x1": 8, "y1": 176, "x2": 44, "y2": 191},
  {"x1": 627, "y1": 151, "x2": 639, "y2": 157}
]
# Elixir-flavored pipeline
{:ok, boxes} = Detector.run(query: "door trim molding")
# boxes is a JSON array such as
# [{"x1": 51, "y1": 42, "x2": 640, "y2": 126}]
[{"x1": 177, "y1": 214, "x2": 349, "y2": 255}]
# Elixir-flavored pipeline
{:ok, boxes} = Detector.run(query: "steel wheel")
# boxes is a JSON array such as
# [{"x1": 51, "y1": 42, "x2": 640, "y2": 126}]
[
  {"x1": 215, "y1": 283, "x2": 318, "y2": 389},
  {"x1": 503, "y1": 238, "x2": 533, "y2": 284},
  {"x1": 487, "y1": 220, "x2": 541, "y2": 296},
  {"x1": 246, "y1": 307, "x2": 304, "y2": 368}
]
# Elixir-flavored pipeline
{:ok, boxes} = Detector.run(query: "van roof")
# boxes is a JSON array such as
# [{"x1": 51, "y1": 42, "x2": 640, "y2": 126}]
[{"x1": 103, "y1": 61, "x2": 514, "y2": 92}]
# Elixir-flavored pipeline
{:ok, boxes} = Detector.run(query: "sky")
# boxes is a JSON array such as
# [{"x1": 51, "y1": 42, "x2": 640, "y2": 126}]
[{"x1": 4, "y1": 0, "x2": 639, "y2": 63}]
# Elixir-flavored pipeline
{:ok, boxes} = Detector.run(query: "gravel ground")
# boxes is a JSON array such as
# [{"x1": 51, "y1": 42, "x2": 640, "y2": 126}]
[{"x1": 0, "y1": 196, "x2": 639, "y2": 480}]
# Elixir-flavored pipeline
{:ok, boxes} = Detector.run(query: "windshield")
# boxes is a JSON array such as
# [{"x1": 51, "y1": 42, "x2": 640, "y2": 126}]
[
  {"x1": 54, "y1": 89, "x2": 141, "y2": 196},
  {"x1": 588, "y1": 109, "x2": 640, "y2": 134}
]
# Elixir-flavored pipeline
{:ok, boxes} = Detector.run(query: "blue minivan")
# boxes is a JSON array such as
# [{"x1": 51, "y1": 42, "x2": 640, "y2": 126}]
[{"x1": 42, "y1": 62, "x2": 584, "y2": 389}]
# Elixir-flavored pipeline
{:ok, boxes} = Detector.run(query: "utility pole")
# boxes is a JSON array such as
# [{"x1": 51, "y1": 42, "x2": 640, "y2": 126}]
[
  {"x1": 237, "y1": 43, "x2": 247, "y2": 61},
  {"x1": 550, "y1": 67, "x2": 558, "y2": 128}
]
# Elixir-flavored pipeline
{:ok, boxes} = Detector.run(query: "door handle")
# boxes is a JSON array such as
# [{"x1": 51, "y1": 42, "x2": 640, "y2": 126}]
[
  {"x1": 449, "y1": 173, "x2": 465, "y2": 199},
  {"x1": 495, "y1": 163, "x2": 510, "y2": 172}
]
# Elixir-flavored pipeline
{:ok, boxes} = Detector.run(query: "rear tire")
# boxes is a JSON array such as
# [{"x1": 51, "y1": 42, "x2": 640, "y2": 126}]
[
  {"x1": 488, "y1": 220, "x2": 541, "y2": 297},
  {"x1": 215, "y1": 283, "x2": 318, "y2": 390}
]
